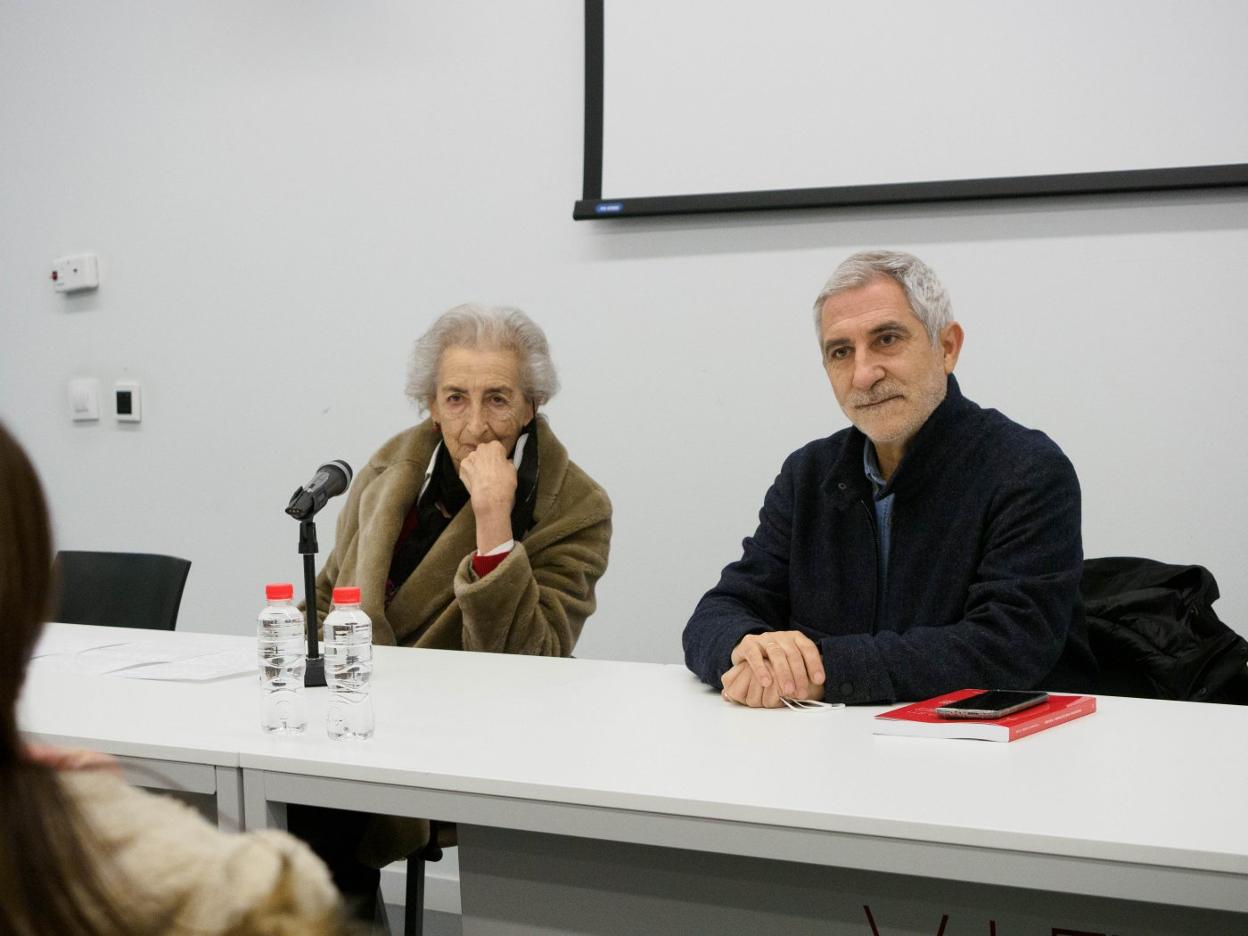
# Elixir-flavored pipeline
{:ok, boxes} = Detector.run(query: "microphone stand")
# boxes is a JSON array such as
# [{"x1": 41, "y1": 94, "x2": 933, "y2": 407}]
[
  {"x1": 286, "y1": 460, "x2": 351, "y2": 688},
  {"x1": 298, "y1": 519, "x2": 327, "y2": 687}
]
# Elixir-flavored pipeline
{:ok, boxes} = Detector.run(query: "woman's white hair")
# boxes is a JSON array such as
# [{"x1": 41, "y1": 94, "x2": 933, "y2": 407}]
[
  {"x1": 811, "y1": 250, "x2": 953, "y2": 344},
  {"x1": 405, "y1": 303, "x2": 560, "y2": 411}
]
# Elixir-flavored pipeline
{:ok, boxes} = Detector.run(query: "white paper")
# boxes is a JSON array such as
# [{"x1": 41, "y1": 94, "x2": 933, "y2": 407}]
[
  {"x1": 120, "y1": 650, "x2": 255, "y2": 682},
  {"x1": 87, "y1": 638, "x2": 227, "y2": 666},
  {"x1": 30, "y1": 637, "x2": 244, "y2": 676},
  {"x1": 31, "y1": 631, "x2": 123, "y2": 658},
  {"x1": 29, "y1": 652, "x2": 148, "y2": 676}
]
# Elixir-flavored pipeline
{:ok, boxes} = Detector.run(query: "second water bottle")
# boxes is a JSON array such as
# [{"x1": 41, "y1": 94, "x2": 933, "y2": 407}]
[{"x1": 323, "y1": 586, "x2": 374, "y2": 740}]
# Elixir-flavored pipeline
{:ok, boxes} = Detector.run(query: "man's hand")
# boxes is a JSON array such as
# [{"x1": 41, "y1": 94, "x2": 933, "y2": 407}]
[
  {"x1": 459, "y1": 440, "x2": 518, "y2": 553},
  {"x1": 728, "y1": 630, "x2": 826, "y2": 704},
  {"x1": 23, "y1": 742, "x2": 120, "y2": 774},
  {"x1": 720, "y1": 660, "x2": 784, "y2": 708}
]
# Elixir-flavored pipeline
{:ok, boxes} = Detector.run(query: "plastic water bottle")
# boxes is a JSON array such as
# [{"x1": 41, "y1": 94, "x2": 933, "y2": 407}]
[
  {"x1": 323, "y1": 586, "x2": 374, "y2": 740},
  {"x1": 257, "y1": 582, "x2": 307, "y2": 734}
]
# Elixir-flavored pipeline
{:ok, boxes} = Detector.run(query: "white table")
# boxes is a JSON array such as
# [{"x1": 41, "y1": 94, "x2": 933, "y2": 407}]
[
  {"x1": 20, "y1": 625, "x2": 1248, "y2": 934},
  {"x1": 236, "y1": 644, "x2": 1248, "y2": 935},
  {"x1": 18, "y1": 623, "x2": 256, "y2": 831}
]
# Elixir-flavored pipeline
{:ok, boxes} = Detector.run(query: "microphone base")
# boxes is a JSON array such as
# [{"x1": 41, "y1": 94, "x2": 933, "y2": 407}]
[{"x1": 304, "y1": 655, "x2": 327, "y2": 688}]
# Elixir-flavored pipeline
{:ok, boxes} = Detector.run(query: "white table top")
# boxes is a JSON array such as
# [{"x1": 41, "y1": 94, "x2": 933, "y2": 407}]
[
  {"x1": 20, "y1": 624, "x2": 1248, "y2": 907},
  {"x1": 244, "y1": 642, "x2": 1248, "y2": 876},
  {"x1": 19, "y1": 623, "x2": 255, "y2": 768}
]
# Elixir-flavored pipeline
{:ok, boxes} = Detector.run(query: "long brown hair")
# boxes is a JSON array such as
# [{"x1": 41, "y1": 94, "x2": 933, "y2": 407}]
[{"x1": 0, "y1": 422, "x2": 138, "y2": 935}]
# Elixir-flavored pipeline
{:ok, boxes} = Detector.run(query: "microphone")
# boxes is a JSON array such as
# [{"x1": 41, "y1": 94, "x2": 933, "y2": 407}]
[{"x1": 285, "y1": 460, "x2": 353, "y2": 520}]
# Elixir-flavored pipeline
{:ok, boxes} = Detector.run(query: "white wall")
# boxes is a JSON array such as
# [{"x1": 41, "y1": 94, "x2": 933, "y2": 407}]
[{"x1": 2, "y1": 2, "x2": 1246, "y2": 662}]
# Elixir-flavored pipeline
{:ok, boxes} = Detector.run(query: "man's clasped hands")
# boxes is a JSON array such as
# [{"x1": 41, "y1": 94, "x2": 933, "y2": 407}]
[{"x1": 720, "y1": 631, "x2": 828, "y2": 708}]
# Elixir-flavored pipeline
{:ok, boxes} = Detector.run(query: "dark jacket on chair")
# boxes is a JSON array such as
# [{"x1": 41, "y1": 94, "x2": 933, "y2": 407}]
[{"x1": 1082, "y1": 557, "x2": 1248, "y2": 703}]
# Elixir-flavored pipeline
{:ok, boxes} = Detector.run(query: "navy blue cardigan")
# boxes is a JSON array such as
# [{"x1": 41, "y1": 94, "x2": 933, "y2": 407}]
[{"x1": 683, "y1": 376, "x2": 1097, "y2": 704}]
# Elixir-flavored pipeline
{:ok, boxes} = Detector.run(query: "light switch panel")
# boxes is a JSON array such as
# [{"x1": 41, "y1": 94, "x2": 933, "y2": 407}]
[{"x1": 68, "y1": 378, "x2": 100, "y2": 421}]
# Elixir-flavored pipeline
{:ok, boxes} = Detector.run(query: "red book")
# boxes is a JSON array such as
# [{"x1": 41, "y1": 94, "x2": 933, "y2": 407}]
[{"x1": 873, "y1": 689, "x2": 1096, "y2": 742}]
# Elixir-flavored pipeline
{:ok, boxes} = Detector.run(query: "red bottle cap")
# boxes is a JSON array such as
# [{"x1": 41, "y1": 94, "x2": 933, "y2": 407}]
[
  {"x1": 265, "y1": 583, "x2": 294, "y2": 601},
  {"x1": 332, "y1": 586, "x2": 361, "y2": 605}
]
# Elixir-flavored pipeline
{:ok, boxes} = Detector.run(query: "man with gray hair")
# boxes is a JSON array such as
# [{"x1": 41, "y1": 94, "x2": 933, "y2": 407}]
[{"x1": 683, "y1": 250, "x2": 1096, "y2": 706}]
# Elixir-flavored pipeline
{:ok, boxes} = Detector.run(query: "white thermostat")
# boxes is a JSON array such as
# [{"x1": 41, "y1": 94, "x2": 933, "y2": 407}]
[
  {"x1": 114, "y1": 381, "x2": 142, "y2": 422},
  {"x1": 51, "y1": 253, "x2": 100, "y2": 293}
]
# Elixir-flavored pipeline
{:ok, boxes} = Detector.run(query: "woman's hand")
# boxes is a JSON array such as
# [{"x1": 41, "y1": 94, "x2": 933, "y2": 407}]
[{"x1": 459, "y1": 440, "x2": 518, "y2": 553}]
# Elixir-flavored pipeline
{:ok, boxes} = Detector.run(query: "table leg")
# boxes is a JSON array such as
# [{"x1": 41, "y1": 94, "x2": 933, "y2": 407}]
[
  {"x1": 242, "y1": 768, "x2": 287, "y2": 830},
  {"x1": 214, "y1": 765, "x2": 244, "y2": 832}
]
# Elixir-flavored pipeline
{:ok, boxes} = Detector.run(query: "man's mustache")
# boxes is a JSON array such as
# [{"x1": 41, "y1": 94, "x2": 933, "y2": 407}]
[{"x1": 848, "y1": 385, "x2": 903, "y2": 407}]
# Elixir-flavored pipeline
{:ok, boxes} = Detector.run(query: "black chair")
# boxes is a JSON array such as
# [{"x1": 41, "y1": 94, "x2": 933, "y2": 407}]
[
  {"x1": 53, "y1": 550, "x2": 192, "y2": 631},
  {"x1": 404, "y1": 820, "x2": 457, "y2": 936}
]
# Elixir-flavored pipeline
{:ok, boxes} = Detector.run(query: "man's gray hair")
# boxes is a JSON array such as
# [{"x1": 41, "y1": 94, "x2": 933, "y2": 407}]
[
  {"x1": 405, "y1": 303, "x2": 560, "y2": 410},
  {"x1": 811, "y1": 250, "x2": 953, "y2": 345}
]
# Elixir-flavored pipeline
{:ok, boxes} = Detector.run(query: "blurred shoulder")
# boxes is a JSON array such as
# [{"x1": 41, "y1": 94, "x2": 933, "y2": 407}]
[{"x1": 60, "y1": 770, "x2": 339, "y2": 932}]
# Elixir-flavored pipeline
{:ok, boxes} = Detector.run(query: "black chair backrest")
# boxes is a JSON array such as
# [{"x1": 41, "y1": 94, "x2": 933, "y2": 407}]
[{"x1": 53, "y1": 551, "x2": 192, "y2": 631}]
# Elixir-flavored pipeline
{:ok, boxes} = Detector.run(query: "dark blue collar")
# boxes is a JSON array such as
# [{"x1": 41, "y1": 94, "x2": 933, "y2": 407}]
[{"x1": 830, "y1": 373, "x2": 974, "y2": 504}]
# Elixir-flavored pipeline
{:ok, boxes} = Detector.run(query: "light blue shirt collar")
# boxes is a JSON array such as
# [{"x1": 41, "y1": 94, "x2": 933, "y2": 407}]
[{"x1": 862, "y1": 441, "x2": 888, "y2": 498}]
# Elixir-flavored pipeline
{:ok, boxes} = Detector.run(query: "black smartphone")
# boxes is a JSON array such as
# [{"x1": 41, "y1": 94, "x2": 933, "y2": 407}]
[{"x1": 935, "y1": 690, "x2": 1049, "y2": 720}]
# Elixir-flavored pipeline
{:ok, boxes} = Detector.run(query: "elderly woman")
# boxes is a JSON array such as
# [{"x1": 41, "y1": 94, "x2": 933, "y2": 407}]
[
  {"x1": 313, "y1": 302, "x2": 611, "y2": 651},
  {"x1": 296, "y1": 303, "x2": 612, "y2": 917}
]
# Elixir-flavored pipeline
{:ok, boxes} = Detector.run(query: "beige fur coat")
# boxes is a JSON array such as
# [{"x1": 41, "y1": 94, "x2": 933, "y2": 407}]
[{"x1": 314, "y1": 416, "x2": 612, "y2": 655}]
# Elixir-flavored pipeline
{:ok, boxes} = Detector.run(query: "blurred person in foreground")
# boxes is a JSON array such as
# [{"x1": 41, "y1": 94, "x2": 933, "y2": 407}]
[
  {"x1": 683, "y1": 250, "x2": 1096, "y2": 707},
  {"x1": 0, "y1": 420, "x2": 346, "y2": 935}
]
